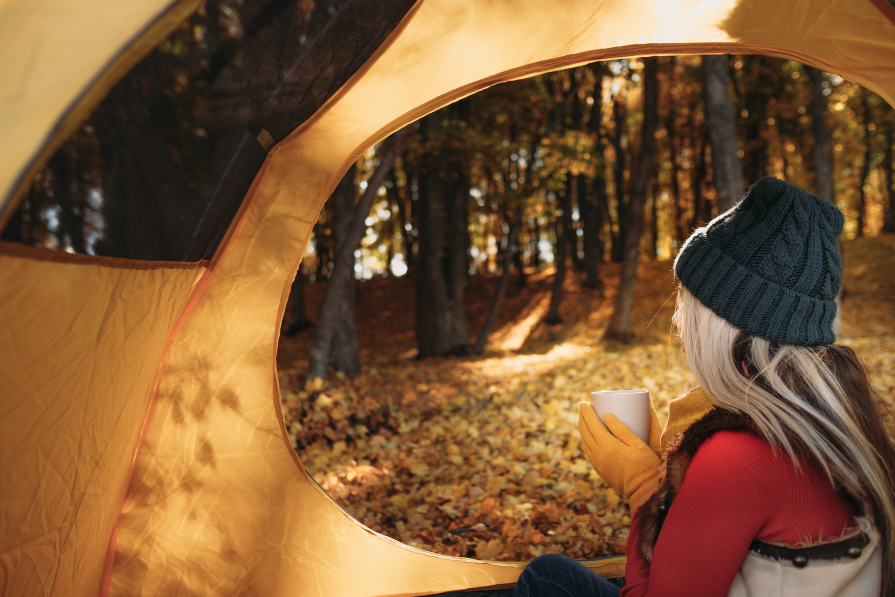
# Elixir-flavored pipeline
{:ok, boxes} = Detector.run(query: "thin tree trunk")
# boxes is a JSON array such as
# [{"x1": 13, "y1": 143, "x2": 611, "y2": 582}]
[
  {"x1": 545, "y1": 174, "x2": 574, "y2": 324},
  {"x1": 48, "y1": 152, "x2": 87, "y2": 253},
  {"x1": 307, "y1": 127, "x2": 412, "y2": 380},
  {"x1": 741, "y1": 56, "x2": 769, "y2": 184},
  {"x1": 884, "y1": 120, "x2": 895, "y2": 233},
  {"x1": 650, "y1": 174, "x2": 659, "y2": 258},
  {"x1": 807, "y1": 66, "x2": 834, "y2": 204},
  {"x1": 667, "y1": 104, "x2": 684, "y2": 247},
  {"x1": 476, "y1": 137, "x2": 540, "y2": 349},
  {"x1": 530, "y1": 216, "x2": 541, "y2": 268},
  {"x1": 331, "y1": 164, "x2": 360, "y2": 375},
  {"x1": 691, "y1": 138, "x2": 708, "y2": 229},
  {"x1": 702, "y1": 54, "x2": 744, "y2": 212},
  {"x1": 390, "y1": 165, "x2": 416, "y2": 272},
  {"x1": 604, "y1": 57, "x2": 659, "y2": 342},
  {"x1": 283, "y1": 267, "x2": 313, "y2": 336},
  {"x1": 474, "y1": 208, "x2": 523, "y2": 353},
  {"x1": 611, "y1": 96, "x2": 627, "y2": 262},
  {"x1": 446, "y1": 172, "x2": 473, "y2": 353},
  {"x1": 583, "y1": 76, "x2": 606, "y2": 290},
  {"x1": 857, "y1": 89, "x2": 871, "y2": 238},
  {"x1": 581, "y1": 173, "x2": 603, "y2": 290},
  {"x1": 807, "y1": 65, "x2": 842, "y2": 335}
]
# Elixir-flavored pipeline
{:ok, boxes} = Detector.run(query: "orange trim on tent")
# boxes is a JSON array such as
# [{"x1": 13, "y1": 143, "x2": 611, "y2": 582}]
[{"x1": 0, "y1": 240, "x2": 209, "y2": 270}]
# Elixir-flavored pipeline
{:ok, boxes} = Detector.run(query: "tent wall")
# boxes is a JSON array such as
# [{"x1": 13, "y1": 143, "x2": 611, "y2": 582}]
[
  {"x1": 0, "y1": 0, "x2": 893, "y2": 596},
  {"x1": 0, "y1": 244, "x2": 205, "y2": 596},
  {"x1": 105, "y1": 1, "x2": 895, "y2": 596}
]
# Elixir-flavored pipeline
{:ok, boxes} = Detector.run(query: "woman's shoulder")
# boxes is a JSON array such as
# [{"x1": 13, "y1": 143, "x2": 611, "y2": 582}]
[{"x1": 689, "y1": 429, "x2": 794, "y2": 485}]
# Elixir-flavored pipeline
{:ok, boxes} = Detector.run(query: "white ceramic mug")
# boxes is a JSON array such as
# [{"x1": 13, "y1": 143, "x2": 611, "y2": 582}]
[{"x1": 590, "y1": 389, "x2": 650, "y2": 444}]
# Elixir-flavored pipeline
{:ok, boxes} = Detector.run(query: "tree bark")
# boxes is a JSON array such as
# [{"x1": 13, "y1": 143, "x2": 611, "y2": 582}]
[
  {"x1": 884, "y1": 119, "x2": 895, "y2": 234},
  {"x1": 416, "y1": 114, "x2": 452, "y2": 359},
  {"x1": 388, "y1": 166, "x2": 415, "y2": 271},
  {"x1": 307, "y1": 127, "x2": 412, "y2": 380},
  {"x1": 48, "y1": 152, "x2": 87, "y2": 254},
  {"x1": 807, "y1": 67, "x2": 834, "y2": 204},
  {"x1": 446, "y1": 172, "x2": 473, "y2": 353},
  {"x1": 610, "y1": 96, "x2": 627, "y2": 262},
  {"x1": 690, "y1": 137, "x2": 708, "y2": 229},
  {"x1": 666, "y1": 100, "x2": 685, "y2": 247},
  {"x1": 702, "y1": 55, "x2": 744, "y2": 212},
  {"x1": 330, "y1": 165, "x2": 360, "y2": 374},
  {"x1": 283, "y1": 267, "x2": 313, "y2": 336},
  {"x1": 604, "y1": 58, "x2": 659, "y2": 342},
  {"x1": 857, "y1": 89, "x2": 871, "y2": 238},
  {"x1": 741, "y1": 56, "x2": 770, "y2": 184},
  {"x1": 474, "y1": 208, "x2": 524, "y2": 352},
  {"x1": 580, "y1": 173, "x2": 603, "y2": 290},
  {"x1": 545, "y1": 174, "x2": 574, "y2": 324},
  {"x1": 529, "y1": 216, "x2": 541, "y2": 269}
]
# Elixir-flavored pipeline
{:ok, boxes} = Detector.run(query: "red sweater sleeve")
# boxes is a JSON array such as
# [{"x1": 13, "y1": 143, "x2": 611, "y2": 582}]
[{"x1": 620, "y1": 431, "x2": 786, "y2": 597}]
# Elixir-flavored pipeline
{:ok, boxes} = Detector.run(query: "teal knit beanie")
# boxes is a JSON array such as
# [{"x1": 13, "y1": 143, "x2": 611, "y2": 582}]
[{"x1": 673, "y1": 177, "x2": 844, "y2": 346}]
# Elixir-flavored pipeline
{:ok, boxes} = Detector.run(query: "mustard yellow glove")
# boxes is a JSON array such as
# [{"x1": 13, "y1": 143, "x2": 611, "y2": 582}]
[
  {"x1": 578, "y1": 402, "x2": 661, "y2": 511},
  {"x1": 646, "y1": 398, "x2": 662, "y2": 456}
]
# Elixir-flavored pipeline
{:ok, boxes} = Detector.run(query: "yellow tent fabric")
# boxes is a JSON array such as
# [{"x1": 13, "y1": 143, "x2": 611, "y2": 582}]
[{"x1": 1, "y1": 0, "x2": 894, "y2": 596}]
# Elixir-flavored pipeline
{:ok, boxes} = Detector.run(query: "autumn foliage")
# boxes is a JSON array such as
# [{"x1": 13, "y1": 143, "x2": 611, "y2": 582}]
[{"x1": 278, "y1": 235, "x2": 895, "y2": 562}]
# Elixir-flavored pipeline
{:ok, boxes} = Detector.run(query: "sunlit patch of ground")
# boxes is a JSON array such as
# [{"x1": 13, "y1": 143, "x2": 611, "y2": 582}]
[{"x1": 277, "y1": 236, "x2": 895, "y2": 561}]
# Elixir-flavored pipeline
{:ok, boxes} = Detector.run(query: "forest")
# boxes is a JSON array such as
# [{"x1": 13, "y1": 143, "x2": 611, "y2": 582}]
[{"x1": 2, "y1": 0, "x2": 894, "y2": 562}]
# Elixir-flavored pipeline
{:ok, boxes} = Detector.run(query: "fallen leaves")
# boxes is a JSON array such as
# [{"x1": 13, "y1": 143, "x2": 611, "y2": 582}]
[{"x1": 277, "y1": 237, "x2": 895, "y2": 562}]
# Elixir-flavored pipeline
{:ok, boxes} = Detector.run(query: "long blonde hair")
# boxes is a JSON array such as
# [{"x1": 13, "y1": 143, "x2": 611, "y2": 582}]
[{"x1": 676, "y1": 287, "x2": 895, "y2": 597}]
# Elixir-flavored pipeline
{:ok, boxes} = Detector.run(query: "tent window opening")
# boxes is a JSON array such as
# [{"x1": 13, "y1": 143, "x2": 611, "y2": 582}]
[{"x1": 0, "y1": 0, "x2": 416, "y2": 261}]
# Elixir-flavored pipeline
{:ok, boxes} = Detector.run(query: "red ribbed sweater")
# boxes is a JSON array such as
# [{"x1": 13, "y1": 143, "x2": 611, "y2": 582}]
[{"x1": 621, "y1": 430, "x2": 856, "y2": 597}]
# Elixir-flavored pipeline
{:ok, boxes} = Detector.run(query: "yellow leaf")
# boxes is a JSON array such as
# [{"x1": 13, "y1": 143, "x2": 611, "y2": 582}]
[{"x1": 605, "y1": 487, "x2": 620, "y2": 509}]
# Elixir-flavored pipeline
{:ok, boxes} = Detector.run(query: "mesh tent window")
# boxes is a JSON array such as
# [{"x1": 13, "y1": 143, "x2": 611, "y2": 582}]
[{"x1": 1, "y1": 1, "x2": 894, "y2": 596}]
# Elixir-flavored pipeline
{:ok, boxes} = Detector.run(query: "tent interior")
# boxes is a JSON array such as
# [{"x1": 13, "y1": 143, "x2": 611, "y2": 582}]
[{"x1": 1, "y1": 0, "x2": 894, "y2": 596}]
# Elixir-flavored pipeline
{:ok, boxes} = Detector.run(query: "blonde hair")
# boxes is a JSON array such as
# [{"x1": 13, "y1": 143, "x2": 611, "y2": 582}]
[{"x1": 675, "y1": 287, "x2": 895, "y2": 597}]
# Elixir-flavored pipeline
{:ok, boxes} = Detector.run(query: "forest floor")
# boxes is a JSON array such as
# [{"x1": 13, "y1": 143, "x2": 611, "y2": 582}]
[{"x1": 276, "y1": 235, "x2": 895, "y2": 562}]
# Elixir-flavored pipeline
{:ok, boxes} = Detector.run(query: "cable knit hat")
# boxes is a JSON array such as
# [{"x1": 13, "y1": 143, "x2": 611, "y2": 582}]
[{"x1": 673, "y1": 177, "x2": 844, "y2": 346}]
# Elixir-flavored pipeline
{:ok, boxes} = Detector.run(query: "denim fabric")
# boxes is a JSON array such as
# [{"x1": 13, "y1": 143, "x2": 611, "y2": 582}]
[{"x1": 513, "y1": 554, "x2": 623, "y2": 597}]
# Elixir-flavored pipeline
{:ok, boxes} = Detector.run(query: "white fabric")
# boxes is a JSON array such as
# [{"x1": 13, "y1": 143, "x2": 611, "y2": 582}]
[{"x1": 728, "y1": 539, "x2": 880, "y2": 597}]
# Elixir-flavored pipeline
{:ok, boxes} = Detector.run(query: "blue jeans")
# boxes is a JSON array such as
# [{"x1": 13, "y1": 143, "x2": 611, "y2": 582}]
[{"x1": 513, "y1": 554, "x2": 623, "y2": 597}]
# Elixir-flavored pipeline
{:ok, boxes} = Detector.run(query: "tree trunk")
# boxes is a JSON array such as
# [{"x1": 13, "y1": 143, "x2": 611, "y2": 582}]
[
  {"x1": 581, "y1": 173, "x2": 603, "y2": 290},
  {"x1": 807, "y1": 66, "x2": 834, "y2": 204},
  {"x1": 691, "y1": 138, "x2": 708, "y2": 229},
  {"x1": 416, "y1": 116, "x2": 452, "y2": 359},
  {"x1": 884, "y1": 119, "x2": 895, "y2": 233},
  {"x1": 48, "y1": 152, "x2": 87, "y2": 254},
  {"x1": 474, "y1": 208, "x2": 524, "y2": 353},
  {"x1": 610, "y1": 96, "x2": 627, "y2": 262},
  {"x1": 807, "y1": 65, "x2": 843, "y2": 336},
  {"x1": 604, "y1": 57, "x2": 659, "y2": 342},
  {"x1": 702, "y1": 55, "x2": 744, "y2": 212},
  {"x1": 446, "y1": 172, "x2": 473, "y2": 353},
  {"x1": 545, "y1": 174, "x2": 574, "y2": 324},
  {"x1": 283, "y1": 267, "x2": 313, "y2": 336},
  {"x1": 330, "y1": 165, "x2": 360, "y2": 374},
  {"x1": 650, "y1": 174, "x2": 659, "y2": 258},
  {"x1": 667, "y1": 102, "x2": 684, "y2": 247},
  {"x1": 307, "y1": 127, "x2": 411, "y2": 380},
  {"x1": 529, "y1": 216, "x2": 541, "y2": 268},
  {"x1": 857, "y1": 89, "x2": 871, "y2": 238},
  {"x1": 741, "y1": 56, "x2": 769, "y2": 184}
]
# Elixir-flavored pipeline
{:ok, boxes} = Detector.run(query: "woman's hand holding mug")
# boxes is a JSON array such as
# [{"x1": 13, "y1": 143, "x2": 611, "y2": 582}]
[{"x1": 577, "y1": 390, "x2": 663, "y2": 511}]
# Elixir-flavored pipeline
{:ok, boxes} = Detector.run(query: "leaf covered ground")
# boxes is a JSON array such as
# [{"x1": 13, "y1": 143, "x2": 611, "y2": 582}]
[{"x1": 276, "y1": 236, "x2": 895, "y2": 561}]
